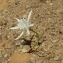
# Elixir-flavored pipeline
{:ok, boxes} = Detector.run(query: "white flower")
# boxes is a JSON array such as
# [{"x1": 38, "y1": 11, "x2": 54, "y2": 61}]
[{"x1": 10, "y1": 10, "x2": 34, "y2": 40}]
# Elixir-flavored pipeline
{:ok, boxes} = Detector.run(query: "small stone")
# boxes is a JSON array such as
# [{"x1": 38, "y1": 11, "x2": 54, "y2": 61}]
[
  {"x1": 50, "y1": 3, "x2": 53, "y2": 5},
  {"x1": 4, "y1": 54, "x2": 8, "y2": 58},
  {"x1": 21, "y1": 45, "x2": 31, "y2": 53},
  {"x1": 46, "y1": 0, "x2": 49, "y2": 3},
  {"x1": 21, "y1": 48, "x2": 28, "y2": 53},
  {"x1": 61, "y1": 60, "x2": 63, "y2": 63},
  {"x1": 15, "y1": 42, "x2": 21, "y2": 46},
  {"x1": 52, "y1": 40, "x2": 58, "y2": 43},
  {"x1": 53, "y1": 55, "x2": 60, "y2": 60},
  {"x1": 59, "y1": 26, "x2": 63, "y2": 34}
]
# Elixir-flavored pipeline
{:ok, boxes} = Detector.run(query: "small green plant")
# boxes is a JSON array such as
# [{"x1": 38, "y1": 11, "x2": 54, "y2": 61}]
[{"x1": 10, "y1": 10, "x2": 43, "y2": 45}]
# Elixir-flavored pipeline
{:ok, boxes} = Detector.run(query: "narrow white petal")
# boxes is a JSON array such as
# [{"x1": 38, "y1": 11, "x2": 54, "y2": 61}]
[
  {"x1": 27, "y1": 10, "x2": 32, "y2": 23},
  {"x1": 20, "y1": 19, "x2": 26, "y2": 26},
  {"x1": 10, "y1": 26, "x2": 19, "y2": 29},
  {"x1": 30, "y1": 24, "x2": 34, "y2": 27},
  {"x1": 15, "y1": 18, "x2": 21, "y2": 23},
  {"x1": 15, "y1": 31, "x2": 24, "y2": 40},
  {"x1": 16, "y1": 18, "x2": 26, "y2": 27},
  {"x1": 27, "y1": 29, "x2": 30, "y2": 35},
  {"x1": 17, "y1": 24, "x2": 24, "y2": 29}
]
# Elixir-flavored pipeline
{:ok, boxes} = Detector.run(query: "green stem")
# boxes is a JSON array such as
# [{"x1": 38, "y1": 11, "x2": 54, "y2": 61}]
[
  {"x1": 29, "y1": 28, "x2": 39, "y2": 45},
  {"x1": 29, "y1": 28, "x2": 39, "y2": 38},
  {"x1": 29, "y1": 28, "x2": 44, "y2": 45}
]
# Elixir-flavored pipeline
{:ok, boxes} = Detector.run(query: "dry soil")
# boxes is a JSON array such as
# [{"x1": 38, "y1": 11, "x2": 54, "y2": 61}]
[{"x1": 0, "y1": 0, "x2": 63, "y2": 63}]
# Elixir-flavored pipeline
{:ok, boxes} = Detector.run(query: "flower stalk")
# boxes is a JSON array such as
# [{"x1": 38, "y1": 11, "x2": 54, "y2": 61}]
[{"x1": 29, "y1": 28, "x2": 44, "y2": 45}]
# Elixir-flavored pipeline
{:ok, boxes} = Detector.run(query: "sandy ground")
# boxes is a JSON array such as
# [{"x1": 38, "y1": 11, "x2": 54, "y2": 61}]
[{"x1": 0, "y1": 0, "x2": 63, "y2": 63}]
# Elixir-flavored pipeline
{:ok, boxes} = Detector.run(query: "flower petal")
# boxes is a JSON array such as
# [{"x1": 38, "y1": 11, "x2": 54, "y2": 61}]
[
  {"x1": 27, "y1": 29, "x2": 30, "y2": 35},
  {"x1": 10, "y1": 26, "x2": 19, "y2": 29},
  {"x1": 16, "y1": 18, "x2": 24, "y2": 26},
  {"x1": 15, "y1": 31, "x2": 24, "y2": 40},
  {"x1": 15, "y1": 18, "x2": 21, "y2": 23},
  {"x1": 27, "y1": 10, "x2": 32, "y2": 23},
  {"x1": 30, "y1": 24, "x2": 34, "y2": 27}
]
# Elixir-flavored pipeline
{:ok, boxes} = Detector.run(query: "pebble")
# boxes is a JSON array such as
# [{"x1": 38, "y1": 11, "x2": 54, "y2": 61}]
[
  {"x1": 59, "y1": 26, "x2": 63, "y2": 34},
  {"x1": 49, "y1": 3, "x2": 53, "y2": 6},
  {"x1": 4, "y1": 54, "x2": 8, "y2": 58},
  {"x1": 53, "y1": 55, "x2": 60, "y2": 60},
  {"x1": 61, "y1": 60, "x2": 63, "y2": 63},
  {"x1": 15, "y1": 42, "x2": 21, "y2": 46},
  {"x1": 21, "y1": 45, "x2": 31, "y2": 53},
  {"x1": 52, "y1": 40, "x2": 58, "y2": 43}
]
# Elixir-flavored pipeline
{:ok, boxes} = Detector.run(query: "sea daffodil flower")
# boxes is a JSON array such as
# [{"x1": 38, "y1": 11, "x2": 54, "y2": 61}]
[{"x1": 10, "y1": 10, "x2": 34, "y2": 40}]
